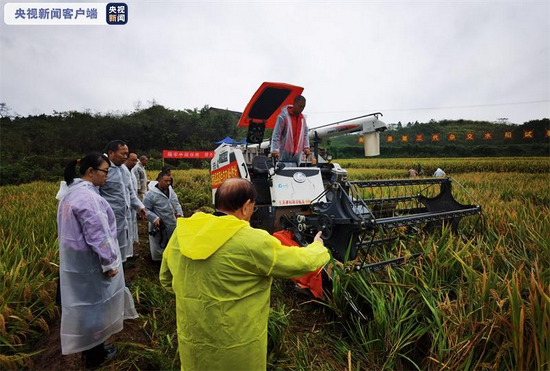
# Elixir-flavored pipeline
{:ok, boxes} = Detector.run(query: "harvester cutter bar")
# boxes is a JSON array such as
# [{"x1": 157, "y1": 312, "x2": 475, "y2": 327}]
[
  {"x1": 373, "y1": 207, "x2": 482, "y2": 229},
  {"x1": 359, "y1": 236, "x2": 397, "y2": 248},
  {"x1": 350, "y1": 178, "x2": 450, "y2": 187},
  {"x1": 353, "y1": 252, "x2": 422, "y2": 272}
]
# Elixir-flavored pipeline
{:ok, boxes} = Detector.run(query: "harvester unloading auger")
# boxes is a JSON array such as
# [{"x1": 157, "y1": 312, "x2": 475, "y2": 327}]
[{"x1": 210, "y1": 82, "x2": 482, "y2": 293}]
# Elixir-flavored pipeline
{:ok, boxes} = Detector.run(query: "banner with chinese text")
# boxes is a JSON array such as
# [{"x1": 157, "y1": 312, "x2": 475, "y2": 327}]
[{"x1": 163, "y1": 150, "x2": 215, "y2": 159}]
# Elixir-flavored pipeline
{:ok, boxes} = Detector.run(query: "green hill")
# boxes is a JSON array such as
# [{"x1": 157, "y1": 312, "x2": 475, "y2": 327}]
[{"x1": 326, "y1": 119, "x2": 549, "y2": 158}]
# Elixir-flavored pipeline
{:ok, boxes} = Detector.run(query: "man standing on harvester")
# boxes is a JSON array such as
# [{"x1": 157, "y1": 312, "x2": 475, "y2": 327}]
[{"x1": 270, "y1": 95, "x2": 311, "y2": 166}]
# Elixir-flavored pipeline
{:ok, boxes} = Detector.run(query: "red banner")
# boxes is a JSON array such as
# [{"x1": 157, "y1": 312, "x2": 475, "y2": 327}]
[
  {"x1": 380, "y1": 129, "x2": 547, "y2": 144},
  {"x1": 211, "y1": 162, "x2": 240, "y2": 189},
  {"x1": 163, "y1": 150, "x2": 215, "y2": 159}
]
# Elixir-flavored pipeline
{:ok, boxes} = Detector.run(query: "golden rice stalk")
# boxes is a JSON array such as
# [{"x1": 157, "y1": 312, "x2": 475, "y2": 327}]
[
  {"x1": 38, "y1": 290, "x2": 51, "y2": 305},
  {"x1": 9, "y1": 315, "x2": 29, "y2": 331},
  {"x1": 22, "y1": 354, "x2": 33, "y2": 369},
  {"x1": 0, "y1": 355, "x2": 17, "y2": 371},
  {"x1": 7, "y1": 334, "x2": 22, "y2": 346},
  {"x1": 0, "y1": 313, "x2": 5, "y2": 337},
  {"x1": 2, "y1": 306, "x2": 13, "y2": 318},
  {"x1": 34, "y1": 317, "x2": 49, "y2": 335},
  {"x1": 46, "y1": 306, "x2": 61, "y2": 320},
  {"x1": 22, "y1": 307, "x2": 33, "y2": 322},
  {"x1": 22, "y1": 284, "x2": 32, "y2": 302}
]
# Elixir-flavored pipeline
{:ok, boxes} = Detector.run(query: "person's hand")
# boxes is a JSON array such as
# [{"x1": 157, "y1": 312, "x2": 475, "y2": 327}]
[
  {"x1": 176, "y1": 213, "x2": 183, "y2": 218},
  {"x1": 106, "y1": 269, "x2": 118, "y2": 277},
  {"x1": 139, "y1": 208, "x2": 146, "y2": 218},
  {"x1": 304, "y1": 148, "x2": 311, "y2": 156},
  {"x1": 313, "y1": 231, "x2": 324, "y2": 245},
  {"x1": 154, "y1": 218, "x2": 161, "y2": 230},
  {"x1": 271, "y1": 150, "x2": 280, "y2": 158}
]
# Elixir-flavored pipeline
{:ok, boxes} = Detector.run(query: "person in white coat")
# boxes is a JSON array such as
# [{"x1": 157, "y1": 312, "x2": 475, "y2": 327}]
[
  {"x1": 99, "y1": 140, "x2": 146, "y2": 264},
  {"x1": 433, "y1": 168, "x2": 446, "y2": 177},
  {"x1": 123, "y1": 153, "x2": 140, "y2": 258},
  {"x1": 132, "y1": 155, "x2": 149, "y2": 200},
  {"x1": 143, "y1": 171, "x2": 183, "y2": 261},
  {"x1": 270, "y1": 95, "x2": 311, "y2": 166},
  {"x1": 56, "y1": 153, "x2": 138, "y2": 368}
]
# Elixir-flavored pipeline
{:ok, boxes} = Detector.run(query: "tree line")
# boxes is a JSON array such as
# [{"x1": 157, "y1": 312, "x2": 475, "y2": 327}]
[
  {"x1": 0, "y1": 104, "x2": 245, "y2": 185},
  {"x1": 0, "y1": 103, "x2": 548, "y2": 185}
]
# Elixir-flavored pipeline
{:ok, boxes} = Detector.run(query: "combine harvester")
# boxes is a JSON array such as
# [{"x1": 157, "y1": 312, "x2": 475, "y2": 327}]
[{"x1": 211, "y1": 82, "x2": 482, "y2": 300}]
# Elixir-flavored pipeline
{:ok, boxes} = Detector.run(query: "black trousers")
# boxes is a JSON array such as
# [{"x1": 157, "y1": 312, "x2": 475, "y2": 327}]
[{"x1": 82, "y1": 343, "x2": 105, "y2": 366}]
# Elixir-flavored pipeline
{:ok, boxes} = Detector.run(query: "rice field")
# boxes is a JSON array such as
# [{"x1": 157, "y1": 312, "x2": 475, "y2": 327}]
[{"x1": 0, "y1": 157, "x2": 549, "y2": 370}]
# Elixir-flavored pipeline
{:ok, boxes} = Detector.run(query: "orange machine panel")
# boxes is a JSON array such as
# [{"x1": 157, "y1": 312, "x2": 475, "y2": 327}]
[{"x1": 237, "y1": 82, "x2": 304, "y2": 129}]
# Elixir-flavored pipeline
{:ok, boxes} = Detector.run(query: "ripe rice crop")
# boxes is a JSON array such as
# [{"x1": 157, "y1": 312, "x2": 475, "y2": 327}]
[
  {"x1": 338, "y1": 156, "x2": 550, "y2": 174},
  {"x1": 0, "y1": 182, "x2": 60, "y2": 369},
  {"x1": 1, "y1": 158, "x2": 548, "y2": 369}
]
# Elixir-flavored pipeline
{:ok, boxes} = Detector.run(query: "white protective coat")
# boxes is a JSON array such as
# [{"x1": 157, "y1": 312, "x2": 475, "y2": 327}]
[
  {"x1": 56, "y1": 179, "x2": 138, "y2": 355},
  {"x1": 124, "y1": 164, "x2": 139, "y2": 256},
  {"x1": 433, "y1": 168, "x2": 446, "y2": 177},
  {"x1": 99, "y1": 161, "x2": 144, "y2": 262},
  {"x1": 143, "y1": 185, "x2": 183, "y2": 261},
  {"x1": 132, "y1": 161, "x2": 148, "y2": 199}
]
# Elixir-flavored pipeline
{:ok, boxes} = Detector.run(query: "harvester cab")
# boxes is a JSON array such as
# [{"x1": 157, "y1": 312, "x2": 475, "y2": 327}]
[{"x1": 210, "y1": 82, "x2": 482, "y2": 278}]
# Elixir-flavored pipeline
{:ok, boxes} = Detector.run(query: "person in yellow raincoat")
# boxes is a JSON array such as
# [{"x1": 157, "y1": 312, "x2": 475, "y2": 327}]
[{"x1": 160, "y1": 178, "x2": 330, "y2": 370}]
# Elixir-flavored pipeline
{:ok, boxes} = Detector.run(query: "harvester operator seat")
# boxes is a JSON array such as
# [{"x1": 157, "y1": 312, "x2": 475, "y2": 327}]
[{"x1": 251, "y1": 155, "x2": 270, "y2": 176}]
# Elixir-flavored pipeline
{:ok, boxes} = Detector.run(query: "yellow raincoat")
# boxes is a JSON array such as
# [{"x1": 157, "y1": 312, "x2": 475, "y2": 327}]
[{"x1": 160, "y1": 212, "x2": 330, "y2": 371}]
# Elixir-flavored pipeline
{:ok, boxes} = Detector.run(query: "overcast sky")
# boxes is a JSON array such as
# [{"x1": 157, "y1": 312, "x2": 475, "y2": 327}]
[{"x1": 1, "y1": 0, "x2": 548, "y2": 127}]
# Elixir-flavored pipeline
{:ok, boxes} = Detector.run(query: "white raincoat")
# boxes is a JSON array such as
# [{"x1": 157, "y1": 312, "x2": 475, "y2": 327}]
[
  {"x1": 271, "y1": 104, "x2": 309, "y2": 165},
  {"x1": 433, "y1": 168, "x2": 446, "y2": 177},
  {"x1": 99, "y1": 161, "x2": 144, "y2": 262},
  {"x1": 123, "y1": 164, "x2": 140, "y2": 256},
  {"x1": 143, "y1": 184, "x2": 183, "y2": 261},
  {"x1": 132, "y1": 161, "x2": 148, "y2": 199},
  {"x1": 56, "y1": 179, "x2": 138, "y2": 355}
]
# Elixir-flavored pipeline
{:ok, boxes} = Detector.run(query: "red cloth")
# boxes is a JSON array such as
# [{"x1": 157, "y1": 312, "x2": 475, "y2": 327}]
[
  {"x1": 272, "y1": 229, "x2": 324, "y2": 299},
  {"x1": 287, "y1": 107, "x2": 304, "y2": 155}
]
